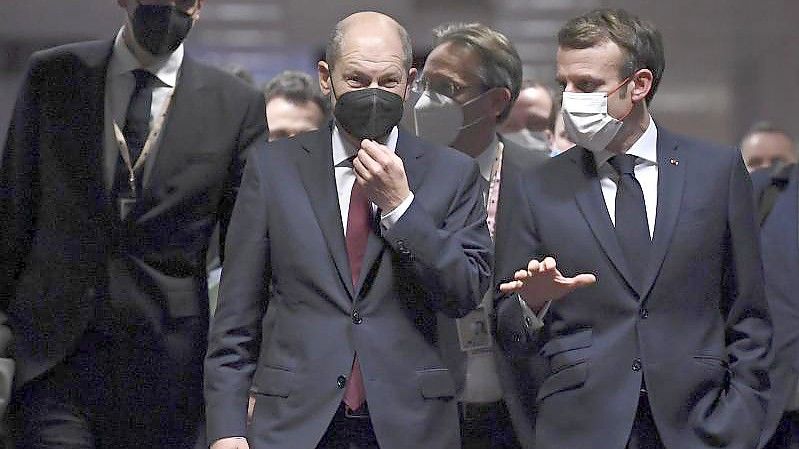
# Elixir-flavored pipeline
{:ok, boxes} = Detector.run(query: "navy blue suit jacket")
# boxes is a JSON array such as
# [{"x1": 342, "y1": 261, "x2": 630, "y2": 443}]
[
  {"x1": 495, "y1": 127, "x2": 771, "y2": 449},
  {"x1": 204, "y1": 126, "x2": 492, "y2": 449},
  {"x1": 752, "y1": 164, "x2": 799, "y2": 447}
]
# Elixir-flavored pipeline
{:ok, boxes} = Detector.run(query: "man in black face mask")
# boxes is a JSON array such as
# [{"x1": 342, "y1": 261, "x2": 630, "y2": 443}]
[
  {"x1": 0, "y1": 1, "x2": 268, "y2": 447},
  {"x1": 205, "y1": 11, "x2": 491, "y2": 449}
]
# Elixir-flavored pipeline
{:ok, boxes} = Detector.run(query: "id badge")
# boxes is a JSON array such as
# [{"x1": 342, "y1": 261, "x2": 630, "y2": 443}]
[
  {"x1": 456, "y1": 304, "x2": 493, "y2": 351},
  {"x1": 118, "y1": 197, "x2": 137, "y2": 221}
]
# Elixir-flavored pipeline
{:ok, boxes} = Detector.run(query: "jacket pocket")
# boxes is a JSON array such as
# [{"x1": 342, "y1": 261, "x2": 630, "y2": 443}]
[
  {"x1": 252, "y1": 365, "x2": 295, "y2": 398},
  {"x1": 536, "y1": 361, "x2": 588, "y2": 402},
  {"x1": 417, "y1": 368, "x2": 456, "y2": 399}
]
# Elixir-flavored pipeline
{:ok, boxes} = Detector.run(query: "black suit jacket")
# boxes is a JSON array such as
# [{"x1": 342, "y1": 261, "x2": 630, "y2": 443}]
[
  {"x1": 0, "y1": 39, "x2": 266, "y2": 404},
  {"x1": 495, "y1": 127, "x2": 771, "y2": 449},
  {"x1": 204, "y1": 126, "x2": 492, "y2": 449},
  {"x1": 752, "y1": 164, "x2": 799, "y2": 447}
]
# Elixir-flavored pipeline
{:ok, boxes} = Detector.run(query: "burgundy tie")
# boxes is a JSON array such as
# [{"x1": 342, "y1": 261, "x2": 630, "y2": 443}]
[{"x1": 343, "y1": 181, "x2": 370, "y2": 412}]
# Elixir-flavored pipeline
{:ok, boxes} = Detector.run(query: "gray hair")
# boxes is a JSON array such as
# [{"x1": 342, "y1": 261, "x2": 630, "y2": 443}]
[{"x1": 433, "y1": 22, "x2": 522, "y2": 122}]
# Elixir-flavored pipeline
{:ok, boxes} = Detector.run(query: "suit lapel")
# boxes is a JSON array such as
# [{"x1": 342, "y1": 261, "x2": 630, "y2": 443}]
[
  {"x1": 640, "y1": 130, "x2": 685, "y2": 300},
  {"x1": 353, "y1": 130, "x2": 427, "y2": 297},
  {"x1": 571, "y1": 149, "x2": 639, "y2": 294},
  {"x1": 296, "y1": 127, "x2": 356, "y2": 301},
  {"x1": 143, "y1": 56, "x2": 206, "y2": 191},
  {"x1": 74, "y1": 41, "x2": 114, "y2": 209}
]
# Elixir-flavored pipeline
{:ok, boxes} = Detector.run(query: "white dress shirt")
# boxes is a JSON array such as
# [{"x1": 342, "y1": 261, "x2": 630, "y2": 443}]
[
  {"x1": 104, "y1": 27, "x2": 184, "y2": 188},
  {"x1": 331, "y1": 125, "x2": 413, "y2": 234}
]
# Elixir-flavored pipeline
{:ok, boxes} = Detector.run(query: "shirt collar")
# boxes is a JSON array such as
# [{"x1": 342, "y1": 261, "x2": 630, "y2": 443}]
[
  {"x1": 332, "y1": 124, "x2": 399, "y2": 167},
  {"x1": 475, "y1": 134, "x2": 501, "y2": 181},
  {"x1": 108, "y1": 26, "x2": 184, "y2": 88},
  {"x1": 593, "y1": 115, "x2": 658, "y2": 169}
]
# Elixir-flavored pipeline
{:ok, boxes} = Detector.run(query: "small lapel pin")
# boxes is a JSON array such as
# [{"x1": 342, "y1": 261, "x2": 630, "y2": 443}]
[{"x1": 669, "y1": 158, "x2": 679, "y2": 166}]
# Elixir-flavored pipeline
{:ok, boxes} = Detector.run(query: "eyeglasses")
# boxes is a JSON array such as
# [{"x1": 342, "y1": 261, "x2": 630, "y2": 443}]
[{"x1": 412, "y1": 76, "x2": 487, "y2": 100}]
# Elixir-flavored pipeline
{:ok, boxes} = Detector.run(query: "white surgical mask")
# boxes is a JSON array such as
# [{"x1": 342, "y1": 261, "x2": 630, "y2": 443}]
[
  {"x1": 402, "y1": 87, "x2": 491, "y2": 147},
  {"x1": 502, "y1": 128, "x2": 551, "y2": 154},
  {"x1": 561, "y1": 78, "x2": 632, "y2": 153}
]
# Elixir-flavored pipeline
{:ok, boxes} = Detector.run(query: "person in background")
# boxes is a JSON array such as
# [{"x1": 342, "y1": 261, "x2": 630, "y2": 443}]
[
  {"x1": 495, "y1": 8, "x2": 771, "y2": 449},
  {"x1": 263, "y1": 70, "x2": 329, "y2": 141},
  {"x1": 499, "y1": 80, "x2": 557, "y2": 155},
  {"x1": 204, "y1": 11, "x2": 491, "y2": 449},
  {"x1": 406, "y1": 22, "x2": 547, "y2": 449},
  {"x1": 550, "y1": 108, "x2": 575, "y2": 156},
  {"x1": 752, "y1": 155, "x2": 799, "y2": 449},
  {"x1": 741, "y1": 121, "x2": 798, "y2": 173},
  {"x1": 0, "y1": 0, "x2": 267, "y2": 447}
]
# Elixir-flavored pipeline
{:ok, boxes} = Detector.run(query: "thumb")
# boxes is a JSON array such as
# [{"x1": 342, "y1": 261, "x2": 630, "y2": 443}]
[{"x1": 569, "y1": 273, "x2": 597, "y2": 289}]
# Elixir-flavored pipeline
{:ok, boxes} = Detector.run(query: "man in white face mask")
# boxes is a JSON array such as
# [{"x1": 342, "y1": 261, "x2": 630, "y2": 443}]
[
  {"x1": 405, "y1": 22, "x2": 547, "y2": 449},
  {"x1": 495, "y1": 8, "x2": 771, "y2": 449},
  {"x1": 499, "y1": 81, "x2": 557, "y2": 156}
]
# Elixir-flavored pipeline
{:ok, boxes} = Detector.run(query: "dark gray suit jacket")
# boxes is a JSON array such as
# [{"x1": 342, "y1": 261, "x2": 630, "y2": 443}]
[
  {"x1": 495, "y1": 128, "x2": 772, "y2": 449},
  {"x1": 752, "y1": 164, "x2": 799, "y2": 448},
  {"x1": 204, "y1": 126, "x2": 493, "y2": 449},
  {"x1": 0, "y1": 39, "x2": 266, "y2": 437}
]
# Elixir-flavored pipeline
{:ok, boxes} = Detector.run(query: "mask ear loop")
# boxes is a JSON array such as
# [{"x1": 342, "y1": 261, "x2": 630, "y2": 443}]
[
  {"x1": 458, "y1": 87, "x2": 498, "y2": 130},
  {"x1": 605, "y1": 76, "x2": 636, "y2": 121}
]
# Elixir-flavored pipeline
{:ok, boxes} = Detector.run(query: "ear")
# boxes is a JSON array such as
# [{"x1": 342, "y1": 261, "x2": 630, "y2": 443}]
[
  {"x1": 404, "y1": 67, "x2": 418, "y2": 98},
  {"x1": 318, "y1": 61, "x2": 332, "y2": 96},
  {"x1": 490, "y1": 87, "x2": 512, "y2": 121},
  {"x1": 630, "y1": 68, "x2": 653, "y2": 103}
]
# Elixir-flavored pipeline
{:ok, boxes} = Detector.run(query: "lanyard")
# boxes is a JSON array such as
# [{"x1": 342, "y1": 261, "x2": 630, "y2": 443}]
[
  {"x1": 485, "y1": 141, "x2": 504, "y2": 239},
  {"x1": 112, "y1": 89, "x2": 174, "y2": 196}
]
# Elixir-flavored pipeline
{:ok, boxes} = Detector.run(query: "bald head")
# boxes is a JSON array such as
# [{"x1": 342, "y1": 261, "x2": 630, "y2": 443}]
[{"x1": 325, "y1": 12, "x2": 413, "y2": 71}]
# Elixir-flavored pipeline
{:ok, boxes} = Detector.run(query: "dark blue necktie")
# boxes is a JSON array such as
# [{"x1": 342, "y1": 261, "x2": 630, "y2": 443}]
[
  {"x1": 123, "y1": 69, "x2": 156, "y2": 165},
  {"x1": 609, "y1": 154, "x2": 651, "y2": 289}
]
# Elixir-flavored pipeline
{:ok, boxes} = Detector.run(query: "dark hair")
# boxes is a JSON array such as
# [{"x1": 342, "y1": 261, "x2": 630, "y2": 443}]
[
  {"x1": 433, "y1": 22, "x2": 522, "y2": 122},
  {"x1": 262, "y1": 71, "x2": 330, "y2": 118},
  {"x1": 558, "y1": 8, "x2": 665, "y2": 104},
  {"x1": 325, "y1": 15, "x2": 413, "y2": 71}
]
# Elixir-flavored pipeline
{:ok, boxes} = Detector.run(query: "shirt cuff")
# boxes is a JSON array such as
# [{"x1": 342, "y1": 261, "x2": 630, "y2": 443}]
[
  {"x1": 518, "y1": 294, "x2": 550, "y2": 331},
  {"x1": 380, "y1": 192, "x2": 414, "y2": 231}
]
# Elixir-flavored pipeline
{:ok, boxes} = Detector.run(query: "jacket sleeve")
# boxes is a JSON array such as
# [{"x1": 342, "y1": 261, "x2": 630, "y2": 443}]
[{"x1": 381, "y1": 160, "x2": 492, "y2": 318}]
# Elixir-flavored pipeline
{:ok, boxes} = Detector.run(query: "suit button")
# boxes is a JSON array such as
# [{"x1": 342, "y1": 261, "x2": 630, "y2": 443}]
[
  {"x1": 632, "y1": 358, "x2": 642, "y2": 372},
  {"x1": 352, "y1": 310, "x2": 363, "y2": 325},
  {"x1": 337, "y1": 375, "x2": 347, "y2": 389},
  {"x1": 639, "y1": 308, "x2": 649, "y2": 320}
]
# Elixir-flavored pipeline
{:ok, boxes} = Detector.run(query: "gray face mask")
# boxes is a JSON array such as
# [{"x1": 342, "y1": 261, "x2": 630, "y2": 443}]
[
  {"x1": 502, "y1": 128, "x2": 551, "y2": 154},
  {"x1": 402, "y1": 86, "x2": 490, "y2": 147}
]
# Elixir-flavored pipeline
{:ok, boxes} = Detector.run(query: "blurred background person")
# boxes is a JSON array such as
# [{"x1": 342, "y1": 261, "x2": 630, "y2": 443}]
[
  {"x1": 550, "y1": 106, "x2": 575, "y2": 156},
  {"x1": 499, "y1": 80, "x2": 556, "y2": 155},
  {"x1": 405, "y1": 22, "x2": 547, "y2": 449},
  {"x1": 741, "y1": 121, "x2": 798, "y2": 173},
  {"x1": 0, "y1": 0, "x2": 267, "y2": 447},
  {"x1": 263, "y1": 69, "x2": 329, "y2": 141},
  {"x1": 752, "y1": 148, "x2": 799, "y2": 449}
]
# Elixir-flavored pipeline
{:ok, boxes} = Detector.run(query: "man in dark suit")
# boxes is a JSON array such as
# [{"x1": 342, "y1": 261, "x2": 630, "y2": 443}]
[
  {"x1": 753, "y1": 161, "x2": 799, "y2": 449},
  {"x1": 404, "y1": 22, "x2": 546, "y2": 449},
  {"x1": 0, "y1": 1, "x2": 267, "y2": 447},
  {"x1": 204, "y1": 11, "x2": 492, "y2": 449},
  {"x1": 495, "y1": 9, "x2": 771, "y2": 449}
]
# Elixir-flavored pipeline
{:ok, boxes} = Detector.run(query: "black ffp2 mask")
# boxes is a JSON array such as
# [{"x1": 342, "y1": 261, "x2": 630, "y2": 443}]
[
  {"x1": 131, "y1": 4, "x2": 193, "y2": 56},
  {"x1": 333, "y1": 87, "x2": 404, "y2": 141}
]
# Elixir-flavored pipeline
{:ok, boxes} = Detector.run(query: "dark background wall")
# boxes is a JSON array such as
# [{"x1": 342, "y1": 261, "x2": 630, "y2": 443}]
[{"x1": 1, "y1": 0, "x2": 797, "y2": 146}]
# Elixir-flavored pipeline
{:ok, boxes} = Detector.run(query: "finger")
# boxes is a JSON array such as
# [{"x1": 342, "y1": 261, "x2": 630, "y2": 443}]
[
  {"x1": 526, "y1": 259, "x2": 540, "y2": 273},
  {"x1": 356, "y1": 149, "x2": 383, "y2": 175},
  {"x1": 361, "y1": 139, "x2": 390, "y2": 159},
  {"x1": 352, "y1": 156, "x2": 371, "y2": 182},
  {"x1": 513, "y1": 269, "x2": 529, "y2": 281},
  {"x1": 499, "y1": 280, "x2": 524, "y2": 293},
  {"x1": 571, "y1": 273, "x2": 597, "y2": 287},
  {"x1": 542, "y1": 257, "x2": 557, "y2": 272}
]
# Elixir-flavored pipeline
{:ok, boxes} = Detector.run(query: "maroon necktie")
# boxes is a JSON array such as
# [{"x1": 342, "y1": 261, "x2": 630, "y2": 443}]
[{"x1": 343, "y1": 181, "x2": 370, "y2": 411}]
